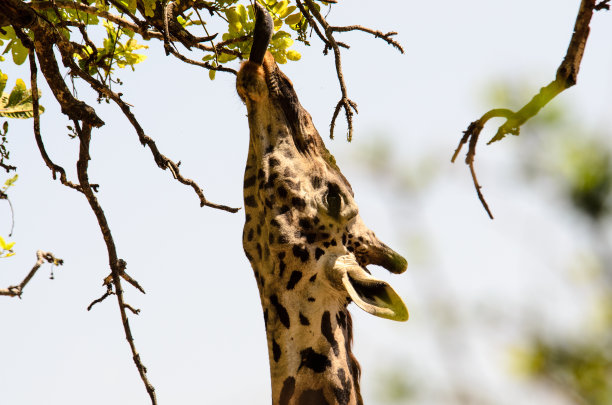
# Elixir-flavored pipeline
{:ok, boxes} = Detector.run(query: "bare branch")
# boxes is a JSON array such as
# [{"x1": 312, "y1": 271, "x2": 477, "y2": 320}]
[
  {"x1": 0, "y1": 250, "x2": 63, "y2": 297},
  {"x1": 16, "y1": 29, "x2": 83, "y2": 192},
  {"x1": 0, "y1": 162, "x2": 17, "y2": 172},
  {"x1": 124, "y1": 303, "x2": 141, "y2": 315},
  {"x1": 302, "y1": 0, "x2": 358, "y2": 140},
  {"x1": 87, "y1": 285, "x2": 114, "y2": 311},
  {"x1": 330, "y1": 25, "x2": 404, "y2": 54},
  {"x1": 166, "y1": 46, "x2": 237, "y2": 74},
  {"x1": 73, "y1": 121, "x2": 157, "y2": 405},
  {"x1": 295, "y1": 0, "x2": 333, "y2": 48},
  {"x1": 452, "y1": 0, "x2": 607, "y2": 218},
  {"x1": 49, "y1": 38, "x2": 239, "y2": 212}
]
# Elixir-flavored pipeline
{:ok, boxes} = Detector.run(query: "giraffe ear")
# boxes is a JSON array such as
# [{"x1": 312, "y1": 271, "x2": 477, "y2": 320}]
[{"x1": 333, "y1": 255, "x2": 409, "y2": 322}]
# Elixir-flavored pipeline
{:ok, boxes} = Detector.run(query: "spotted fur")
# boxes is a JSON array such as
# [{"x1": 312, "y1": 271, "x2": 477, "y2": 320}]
[{"x1": 237, "y1": 9, "x2": 406, "y2": 403}]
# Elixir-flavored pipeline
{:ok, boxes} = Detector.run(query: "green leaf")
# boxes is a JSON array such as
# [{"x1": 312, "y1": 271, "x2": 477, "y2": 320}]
[
  {"x1": 274, "y1": 52, "x2": 287, "y2": 64},
  {"x1": 4, "y1": 174, "x2": 18, "y2": 187},
  {"x1": 236, "y1": 4, "x2": 248, "y2": 24},
  {"x1": 226, "y1": 7, "x2": 241, "y2": 24},
  {"x1": 217, "y1": 53, "x2": 237, "y2": 63},
  {"x1": 0, "y1": 80, "x2": 44, "y2": 119},
  {"x1": 0, "y1": 27, "x2": 28, "y2": 65},
  {"x1": 272, "y1": 1, "x2": 289, "y2": 16},
  {"x1": 0, "y1": 71, "x2": 7, "y2": 95},
  {"x1": 273, "y1": 17, "x2": 283, "y2": 31},
  {"x1": 209, "y1": 69, "x2": 216, "y2": 80},
  {"x1": 0, "y1": 235, "x2": 8, "y2": 250},
  {"x1": 142, "y1": 0, "x2": 156, "y2": 17},
  {"x1": 284, "y1": 12, "x2": 303, "y2": 26},
  {"x1": 279, "y1": 5, "x2": 296, "y2": 18},
  {"x1": 7, "y1": 79, "x2": 26, "y2": 108},
  {"x1": 286, "y1": 50, "x2": 301, "y2": 61}
]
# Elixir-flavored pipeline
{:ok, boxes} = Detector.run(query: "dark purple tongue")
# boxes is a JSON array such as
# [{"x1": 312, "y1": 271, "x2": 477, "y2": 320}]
[{"x1": 250, "y1": 3, "x2": 273, "y2": 65}]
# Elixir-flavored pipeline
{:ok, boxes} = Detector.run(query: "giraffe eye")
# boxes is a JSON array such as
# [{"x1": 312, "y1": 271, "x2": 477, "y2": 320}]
[{"x1": 325, "y1": 183, "x2": 342, "y2": 218}]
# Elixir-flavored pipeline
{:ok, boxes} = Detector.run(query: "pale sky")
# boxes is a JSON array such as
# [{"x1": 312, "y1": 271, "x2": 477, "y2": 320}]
[{"x1": 1, "y1": 1, "x2": 611, "y2": 404}]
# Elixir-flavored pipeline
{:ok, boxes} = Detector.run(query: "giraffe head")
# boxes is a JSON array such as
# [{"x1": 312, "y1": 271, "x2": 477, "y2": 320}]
[
  {"x1": 237, "y1": 4, "x2": 408, "y2": 324},
  {"x1": 237, "y1": 5, "x2": 408, "y2": 403}
]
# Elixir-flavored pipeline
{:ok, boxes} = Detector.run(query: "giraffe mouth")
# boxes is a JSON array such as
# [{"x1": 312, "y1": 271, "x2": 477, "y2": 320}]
[{"x1": 332, "y1": 254, "x2": 409, "y2": 321}]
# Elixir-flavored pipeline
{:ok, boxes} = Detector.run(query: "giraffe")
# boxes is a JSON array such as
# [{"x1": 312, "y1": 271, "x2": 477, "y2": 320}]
[{"x1": 236, "y1": 5, "x2": 409, "y2": 405}]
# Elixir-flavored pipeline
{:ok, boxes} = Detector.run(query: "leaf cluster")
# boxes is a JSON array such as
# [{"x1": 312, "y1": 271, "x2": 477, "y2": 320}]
[{"x1": 0, "y1": 70, "x2": 44, "y2": 119}]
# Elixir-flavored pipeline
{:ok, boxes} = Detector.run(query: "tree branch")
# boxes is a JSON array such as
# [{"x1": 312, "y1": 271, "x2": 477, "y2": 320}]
[
  {"x1": 28, "y1": 1, "x2": 240, "y2": 57},
  {"x1": 46, "y1": 31, "x2": 239, "y2": 212},
  {"x1": 452, "y1": 0, "x2": 608, "y2": 218},
  {"x1": 16, "y1": 28, "x2": 83, "y2": 192},
  {"x1": 301, "y1": 0, "x2": 358, "y2": 140},
  {"x1": 0, "y1": 250, "x2": 63, "y2": 297},
  {"x1": 74, "y1": 121, "x2": 157, "y2": 405},
  {"x1": 329, "y1": 25, "x2": 404, "y2": 54}
]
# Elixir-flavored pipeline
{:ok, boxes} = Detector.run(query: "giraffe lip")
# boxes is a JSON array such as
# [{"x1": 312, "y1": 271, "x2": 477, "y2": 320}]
[{"x1": 365, "y1": 246, "x2": 408, "y2": 274}]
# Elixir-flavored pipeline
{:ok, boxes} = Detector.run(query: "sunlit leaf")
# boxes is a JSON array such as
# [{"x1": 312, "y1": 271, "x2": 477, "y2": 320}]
[{"x1": 286, "y1": 50, "x2": 301, "y2": 61}]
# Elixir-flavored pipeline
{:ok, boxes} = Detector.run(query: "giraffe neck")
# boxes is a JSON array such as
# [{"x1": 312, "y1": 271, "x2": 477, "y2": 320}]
[
  {"x1": 264, "y1": 301, "x2": 362, "y2": 405},
  {"x1": 242, "y1": 136, "x2": 363, "y2": 405}
]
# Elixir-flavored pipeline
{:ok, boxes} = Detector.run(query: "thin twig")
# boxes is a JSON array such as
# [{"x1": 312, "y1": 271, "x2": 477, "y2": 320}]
[
  {"x1": 73, "y1": 121, "x2": 157, "y2": 405},
  {"x1": 107, "y1": 0, "x2": 147, "y2": 30},
  {"x1": 87, "y1": 285, "x2": 114, "y2": 311},
  {"x1": 295, "y1": 0, "x2": 333, "y2": 49},
  {"x1": 0, "y1": 251, "x2": 63, "y2": 297},
  {"x1": 124, "y1": 303, "x2": 141, "y2": 315},
  {"x1": 452, "y1": 0, "x2": 607, "y2": 218},
  {"x1": 166, "y1": 45, "x2": 237, "y2": 74},
  {"x1": 0, "y1": 162, "x2": 17, "y2": 172},
  {"x1": 303, "y1": 0, "x2": 357, "y2": 140},
  {"x1": 330, "y1": 25, "x2": 404, "y2": 53}
]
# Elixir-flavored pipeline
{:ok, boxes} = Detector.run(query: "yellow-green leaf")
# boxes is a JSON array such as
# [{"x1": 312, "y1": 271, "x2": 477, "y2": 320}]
[
  {"x1": 284, "y1": 12, "x2": 302, "y2": 26},
  {"x1": 273, "y1": 17, "x2": 283, "y2": 31},
  {"x1": 279, "y1": 5, "x2": 296, "y2": 18},
  {"x1": 236, "y1": 4, "x2": 248, "y2": 24},
  {"x1": 0, "y1": 235, "x2": 8, "y2": 250},
  {"x1": 4, "y1": 174, "x2": 18, "y2": 187},
  {"x1": 286, "y1": 50, "x2": 301, "y2": 61}
]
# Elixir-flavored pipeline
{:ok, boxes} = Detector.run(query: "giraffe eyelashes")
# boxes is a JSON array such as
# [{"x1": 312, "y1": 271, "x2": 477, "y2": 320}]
[
  {"x1": 324, "y1": 183, "x2": 343, "y2": 218},
  {"x1": 322, "y1": 182, "x2": 358, "y2": 222}
]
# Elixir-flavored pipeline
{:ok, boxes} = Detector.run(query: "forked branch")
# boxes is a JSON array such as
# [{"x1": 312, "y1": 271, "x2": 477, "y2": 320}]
[
  {"x1": 298, "y1": 0, "x2": 404, "y2": 141},
  {"x1": 0, "y1": 250, "x2": 63, "y2": 297},
  {"x1": 452, "y1": 0, "x2": 609, "y2": 218}
]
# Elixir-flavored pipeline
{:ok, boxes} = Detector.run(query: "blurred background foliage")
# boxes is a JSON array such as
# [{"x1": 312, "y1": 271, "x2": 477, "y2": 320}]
[{"x1": 350, "y1": 79, "x2": 612, "y2": 405}]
